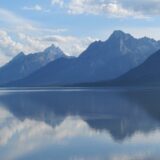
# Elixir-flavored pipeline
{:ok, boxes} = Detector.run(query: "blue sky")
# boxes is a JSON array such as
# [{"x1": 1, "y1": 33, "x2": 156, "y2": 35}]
[{"x1": 0, "y1": 0, "x2": 160, "y2": 65}]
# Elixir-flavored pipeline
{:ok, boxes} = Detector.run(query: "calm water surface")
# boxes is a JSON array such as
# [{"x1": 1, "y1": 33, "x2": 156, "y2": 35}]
[{"x1": 0, "y1": 87, "x2": 160, "y2": 160}]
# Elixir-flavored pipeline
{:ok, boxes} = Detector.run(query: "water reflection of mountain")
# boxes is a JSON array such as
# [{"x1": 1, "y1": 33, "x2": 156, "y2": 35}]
[
  {"x1": 0, "y1": 88, "x2": 159, "y2": 141},
  {"x1": 123, "y1": 89, "x2": 160, "y2": 121}
]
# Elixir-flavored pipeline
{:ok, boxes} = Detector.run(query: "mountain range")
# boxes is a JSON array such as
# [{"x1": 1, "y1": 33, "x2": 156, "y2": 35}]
[
  {"x1": 0, "y1": 44, "x2": 66, "y2": 84},
  {"x1": 6, "y1": 30, "x2": 160, "y2": 87}
]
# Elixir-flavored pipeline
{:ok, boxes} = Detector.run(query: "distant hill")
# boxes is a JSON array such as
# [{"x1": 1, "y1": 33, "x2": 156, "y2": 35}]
[
  {"x1": 0, "y1": 44, "x2": 66, "y2": 84},
  {"x1": 7, "y1": 30, "x2": 160, "y2": 86}
]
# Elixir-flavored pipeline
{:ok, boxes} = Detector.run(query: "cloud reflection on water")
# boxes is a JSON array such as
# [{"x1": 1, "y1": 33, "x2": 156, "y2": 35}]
[
  {"x1": 0, "y1": 105, "x2": 160, "y2": 160},
  {"x1": 0, "y1": 88, "x2": 160, "y2": 160}
]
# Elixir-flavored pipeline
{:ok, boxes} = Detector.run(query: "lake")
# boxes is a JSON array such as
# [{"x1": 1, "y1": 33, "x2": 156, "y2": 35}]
[{"x1": 0, "y1": 87, "x2": 160, "y2": 160}]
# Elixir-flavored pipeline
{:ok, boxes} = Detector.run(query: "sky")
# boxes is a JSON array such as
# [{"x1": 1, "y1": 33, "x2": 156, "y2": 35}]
[{"x1": 0, "y1": 0, "x2": 160, "y2": 65}]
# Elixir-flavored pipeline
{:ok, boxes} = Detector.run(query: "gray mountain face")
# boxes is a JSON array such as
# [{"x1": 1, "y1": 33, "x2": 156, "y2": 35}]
[
  {"x1": 76, "y1": 31, "x2": 160, "y2": 81},
  {"x1": 9, "y1": 30, "x2": 160, "y2": 86},
  {"x1": 107, "y1": 49, "x2": 160, "y2": 86},
  {"x1": 0, "y1": 44, "x2": 66, "y2": 84}
]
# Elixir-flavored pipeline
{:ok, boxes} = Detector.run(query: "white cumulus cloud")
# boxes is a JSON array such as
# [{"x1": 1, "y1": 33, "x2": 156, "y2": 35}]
[
  {"x1": 0, "y1": 8, "x2": 94, "y2": 66},
  {"x1": 51, "y1": 0, "x2": 160, "y2": 18}
]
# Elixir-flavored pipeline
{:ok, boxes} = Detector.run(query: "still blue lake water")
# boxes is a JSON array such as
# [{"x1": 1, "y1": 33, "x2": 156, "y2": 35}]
[{"x1": 0, "y1": 87, "x2": 160, "y2": 160}]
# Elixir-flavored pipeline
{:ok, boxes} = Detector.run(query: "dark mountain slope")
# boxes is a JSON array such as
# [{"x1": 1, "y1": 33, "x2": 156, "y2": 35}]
[{"x1": 110, "y1": 49, "x2": 160, "y2": 86}]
